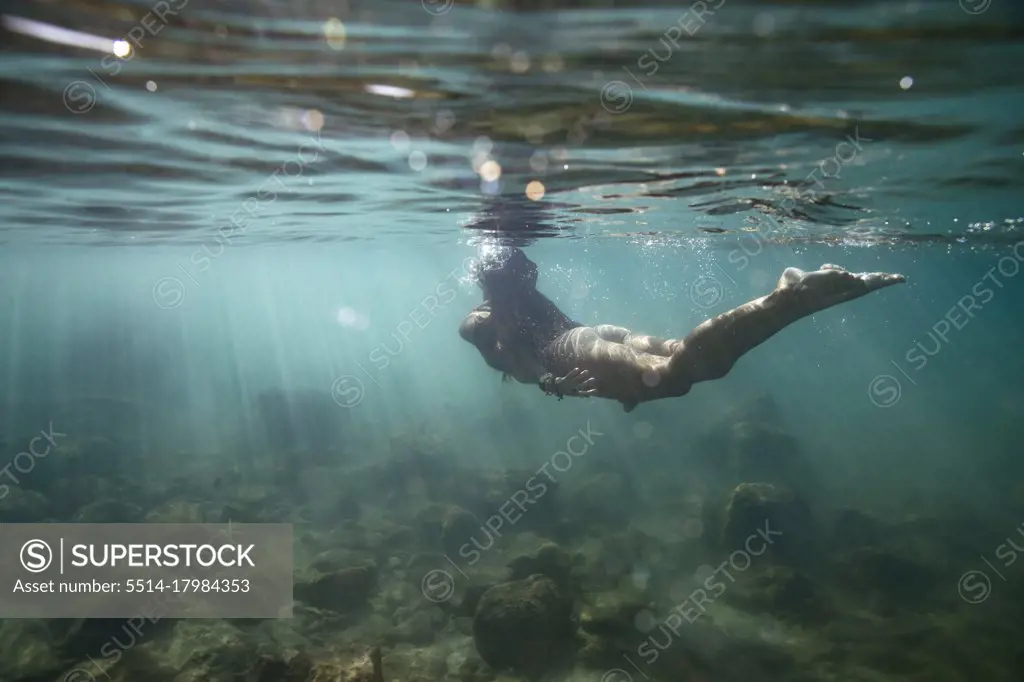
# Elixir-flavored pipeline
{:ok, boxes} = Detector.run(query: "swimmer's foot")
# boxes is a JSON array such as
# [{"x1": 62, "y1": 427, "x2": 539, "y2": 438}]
[{"x1": 777, "y1": 263, "x2": 906, "y2": 309}]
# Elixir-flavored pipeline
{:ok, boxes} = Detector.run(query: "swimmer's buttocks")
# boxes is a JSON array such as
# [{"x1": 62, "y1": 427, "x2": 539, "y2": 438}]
[{"x1": 459, "y1": 306, "x2": 495, "y2": 346}]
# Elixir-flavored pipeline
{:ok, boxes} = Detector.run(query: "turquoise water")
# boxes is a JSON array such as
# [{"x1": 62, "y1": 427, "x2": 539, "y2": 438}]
[{"x1": 1, "y1": 0, "x2": 1023, "y2": 680}]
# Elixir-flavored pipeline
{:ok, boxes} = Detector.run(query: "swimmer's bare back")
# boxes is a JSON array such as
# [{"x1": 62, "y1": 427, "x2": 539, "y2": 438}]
[{"x1": 535, "y1": 263, "x2": 906, "y2": 412}]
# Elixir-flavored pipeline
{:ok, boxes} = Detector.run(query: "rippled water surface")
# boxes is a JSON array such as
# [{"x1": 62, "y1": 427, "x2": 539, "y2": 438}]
[{"x1": 1, "y1": 0, "x2": 1022, "y2": 244}]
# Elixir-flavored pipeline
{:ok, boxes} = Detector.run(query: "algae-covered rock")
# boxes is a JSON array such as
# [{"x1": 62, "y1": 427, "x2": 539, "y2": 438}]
[
  {"x1": 573, "y1": 528, "x2": 658, "y2": 593},
  {"x1": 721, "y1": 482, "x2": 816, "y2": 567},
  {"x1": 37, "y1": 474, "x2": 115, "y2": 520},
  {"x1": 576, "y1": 631, "x2": 628, "y2": 670},
  {"x1": 309, "y1": 549, "x2": 377, "y2": 575},
  {"x1": 145, "y1": 500, "x2": 205, "y2": 523},
  {"x1": 727, "y1": 565, "x2": 829, "y2": 624},
  {"x1": 640, "y1": 603, "x2": 805, "y2": 680},
  {"x1": 697, "y1": 394, "x2": 821, "y2": 502},
  {"x1": 0, "y1": 620, "x2": 67, "y2": 682},
  {"x1": 441, "y1": 506, "x2": 484, "y2": 557},
  {"x1": 458, "y1": 657, "x2": 496, "y2": 682},
  {"x1": 697, "y1": 393, "x2": 780, "y2": 456},
  {"x1": 153, "y1": 620, "x2": 265, "y2": 682},
  {"x1": 294, "y1": 564, "x2": 378, "y2": 612},
  {"x1": 414, "y1": 503, "x2": 481, "y2": 555},
  {"x1": 215, "y1": 502, "x2": 266, "y2": 524},
  {"x1": 838, "y1": 548, "x2": 938, "y2": 612},
  {"x1": 832, "y1": 508, "x2": 886, "y2": 548},
  {"x1": 507, "y1": 541, "x2": 574, "y2": 590},
  {"x1": 245, "y1": 652, "x2": 313, "y2": 682},
  {"x1": 579, "y1": 589, "x2": 652, "y2": 637},
  {"x1": 61, "y1": 647, "x2": 178, "y2": 682},
  {"x1": 74, "y1": 498, "x2": 144, "y2": 523},
  {"x1": 50, "y1": 615, "x2": 175, "y2": 663},
  {"x1": 472, "y1": 575, "x2": 575, "y2": 675},
  {"x1": 201, "y1": 482, "x2": 283, "y2": 524},
  {"x1": 727, "y1": 421, "x2": 814, "y2": 491},
  {"x1": 0, "y1": 487, "x2": 49, "y2": 522},
  {"x1": 307, "y1": 646, "x2": 383, "y2": 682},
  {"x1": 455, "y1": 583, "x2": 494, "y2": 618},
  {"x1": 387, "y1": 607, "x2": 446, "y2": 645},
  {"x1": 334, "y1": 495, "x2": 362, "y2": 521}
]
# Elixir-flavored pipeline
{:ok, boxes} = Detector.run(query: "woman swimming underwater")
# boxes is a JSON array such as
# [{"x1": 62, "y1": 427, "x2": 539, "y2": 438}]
[{"x1": 459, "y1": 246, "x2": 905, "y2": 412}]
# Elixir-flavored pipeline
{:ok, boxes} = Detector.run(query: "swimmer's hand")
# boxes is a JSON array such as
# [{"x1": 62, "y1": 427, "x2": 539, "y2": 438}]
[{"x1": 539, "y1": 368, "x2": 600, "y2": 399}]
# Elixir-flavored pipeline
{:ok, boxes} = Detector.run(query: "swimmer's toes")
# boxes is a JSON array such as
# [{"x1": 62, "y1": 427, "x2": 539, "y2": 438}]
[{"x1": 862, "y1": 271, "x2": 907, "y2": 290}]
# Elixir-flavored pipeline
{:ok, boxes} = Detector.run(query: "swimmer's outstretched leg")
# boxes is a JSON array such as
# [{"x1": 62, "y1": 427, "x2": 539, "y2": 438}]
[{"x1": 668, "y1": 264, "x2": 905, "y2": 387}]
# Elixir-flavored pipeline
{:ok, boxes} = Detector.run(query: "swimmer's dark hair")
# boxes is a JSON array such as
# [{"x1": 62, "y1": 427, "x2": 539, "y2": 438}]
[{"x1": 474, "y1": 246, "x2": 538, "y2": 297}]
